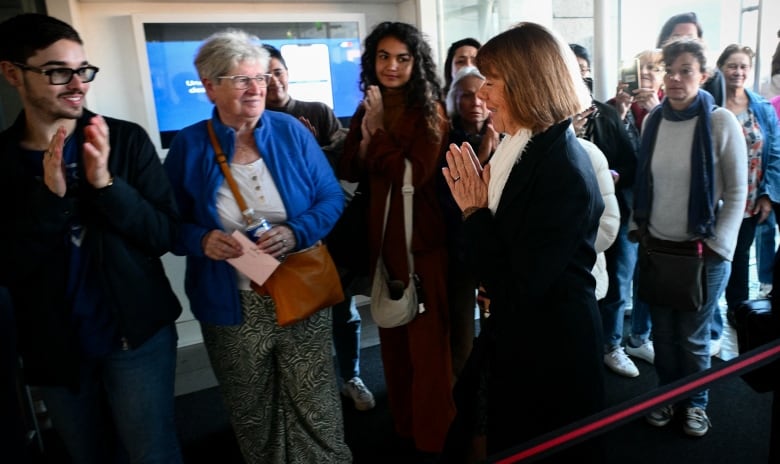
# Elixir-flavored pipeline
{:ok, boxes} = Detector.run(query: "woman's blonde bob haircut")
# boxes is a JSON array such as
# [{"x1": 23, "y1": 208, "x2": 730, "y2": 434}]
[{"x1": 476, "y1": 22, "x2": 590, "y2": 134}]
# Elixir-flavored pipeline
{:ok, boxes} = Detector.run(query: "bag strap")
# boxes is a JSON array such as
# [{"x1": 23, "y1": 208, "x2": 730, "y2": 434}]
[
  {"x1": 378, "y1": 159, "x2": 414, "y2": 274},
  {"x1": 207, "y1": 120, "x2": 254, "y2": 226}
]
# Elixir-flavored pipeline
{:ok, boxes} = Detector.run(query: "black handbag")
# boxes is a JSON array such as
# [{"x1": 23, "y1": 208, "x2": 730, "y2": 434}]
[
  {"x1": 637, "y1": 236, "x2": 706, "y2": 311},
  {"x1": 733, "y1": 298, "x2": 780, "y2": 393}
]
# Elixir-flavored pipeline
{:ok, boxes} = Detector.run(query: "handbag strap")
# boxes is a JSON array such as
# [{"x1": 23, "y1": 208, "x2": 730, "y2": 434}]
[
  {"x1": 207, "y1": 120, "x2": 254, "y2": 226},
  {"x1": 378, "y1": 159, "x2": 414, "y2": 274}
]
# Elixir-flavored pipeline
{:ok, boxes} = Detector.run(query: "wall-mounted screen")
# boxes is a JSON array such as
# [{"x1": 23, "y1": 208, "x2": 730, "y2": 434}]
[{"x1": 133, "y1": 15, "x2": 364, "y2": 149}]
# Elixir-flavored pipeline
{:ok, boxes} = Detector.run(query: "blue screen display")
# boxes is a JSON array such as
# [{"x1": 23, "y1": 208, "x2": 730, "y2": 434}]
[{"x1": 143, "y1": 23, "x2": 362, "y2": 148}]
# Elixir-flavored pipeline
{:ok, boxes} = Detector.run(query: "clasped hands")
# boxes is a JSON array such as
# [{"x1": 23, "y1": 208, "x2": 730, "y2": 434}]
[{"x1": 443, "y1": 141, "x2": 490, "y2": 217}]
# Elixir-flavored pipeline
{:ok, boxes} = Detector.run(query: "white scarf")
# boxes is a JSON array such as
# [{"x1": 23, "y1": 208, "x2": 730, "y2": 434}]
[{"x1": 487, "y1": 128, "x2": 532, "y2": 213}]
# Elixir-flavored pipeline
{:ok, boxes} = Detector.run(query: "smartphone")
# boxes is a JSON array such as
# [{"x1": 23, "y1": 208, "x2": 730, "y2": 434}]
[{"x1": 620, "y1": 58, "x2": 640, "y2": 94}]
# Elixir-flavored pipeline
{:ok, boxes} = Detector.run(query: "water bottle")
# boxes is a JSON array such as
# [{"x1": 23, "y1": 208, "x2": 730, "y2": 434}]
[{"x1": 244, "y1": 209, "x2": 271, "y2": 241}]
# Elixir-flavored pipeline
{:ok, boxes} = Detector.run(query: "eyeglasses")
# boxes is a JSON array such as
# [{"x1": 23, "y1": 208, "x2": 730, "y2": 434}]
[
  {"x1": 217, "y1": 74, "x2": 272, "y2": 89},
  {"x1": 14, "y1": 62, "x2": 99, "y2": 85}
]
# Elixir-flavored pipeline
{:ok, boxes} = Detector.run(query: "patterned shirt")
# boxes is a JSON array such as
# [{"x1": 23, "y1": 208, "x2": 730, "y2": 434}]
[{"x1": 737, "y1": 109, "x2": 764, "y2": 216}]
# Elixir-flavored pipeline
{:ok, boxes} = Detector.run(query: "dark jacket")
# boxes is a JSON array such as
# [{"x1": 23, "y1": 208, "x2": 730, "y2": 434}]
[
  {"x1": 0, "y1": 110, "x2": 182, "y2": 387},
  {"x1": 703, "y1": 68, "x2": 726, "y2": 107},
  {"x1": 266, "y1": 97, "x2": 346, "y2": 171},
  {"x1": 584, "y1": 100, "x2": 637, "y2": 219},
  {"x1": 439, "y1": 116, "x2": 491, "y2": 262},
  {"x1": 461, "y1": 122, "x2": 605, "y2": 459}
]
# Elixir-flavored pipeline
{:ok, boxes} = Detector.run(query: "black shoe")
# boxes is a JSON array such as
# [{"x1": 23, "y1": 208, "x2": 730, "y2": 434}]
[{"x1": 726, "y1": 308, "x2": 737, "y2": 328}]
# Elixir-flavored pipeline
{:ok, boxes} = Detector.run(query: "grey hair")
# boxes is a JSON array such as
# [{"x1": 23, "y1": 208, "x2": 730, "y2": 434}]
[
  {"x1": 194, "y1": 29, "x2": 269, "y2": 81},
  {"x1": 445, "y1": 66, "x2": 485, "y2": 117}
]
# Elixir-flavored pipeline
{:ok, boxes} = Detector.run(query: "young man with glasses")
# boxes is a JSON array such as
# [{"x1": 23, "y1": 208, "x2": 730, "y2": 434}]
[{"x1": 0, "y1": 13, "x2": 183, "y2": 463}]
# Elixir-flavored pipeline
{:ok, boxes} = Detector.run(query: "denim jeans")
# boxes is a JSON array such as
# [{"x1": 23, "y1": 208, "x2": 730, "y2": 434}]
[
  {"x1": 629, "y1": 294, "x2": 652, "y2": 347},
  {"x1": 332, "y1": 285, "x2": 361, "y2": 381},
  {"x1": 755, "y1": 210, "x2": 776, "y2": 284},
  {"x1": 40, "y1": 324, "x2": 182, "y2": 464},
  {"x1": 649, "y1": 255, "x2": 730, "y2": 410},
  {"x1": 600, "y1": 219, "x2": 652, "y2": 350}
]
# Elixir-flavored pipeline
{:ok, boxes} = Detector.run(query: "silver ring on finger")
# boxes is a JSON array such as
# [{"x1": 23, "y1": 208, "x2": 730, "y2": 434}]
[{"x1": 453, "y1": 176, "x2": 461, "y2": 183}]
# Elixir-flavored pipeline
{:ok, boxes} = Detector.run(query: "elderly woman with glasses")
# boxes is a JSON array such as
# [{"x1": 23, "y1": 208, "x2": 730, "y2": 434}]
[{"x1": 163, "y1": 30, "x2": 350, "y2": 463}]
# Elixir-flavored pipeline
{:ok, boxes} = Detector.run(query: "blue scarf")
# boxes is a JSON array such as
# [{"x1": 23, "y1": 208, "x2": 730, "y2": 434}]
[{"x1": 634, "y1": 89, "x2": 716, "y2": 238}]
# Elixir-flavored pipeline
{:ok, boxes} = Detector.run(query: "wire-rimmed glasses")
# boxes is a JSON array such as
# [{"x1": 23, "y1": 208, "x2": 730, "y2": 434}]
[{"x1": 217, "y1": 74, "x2": 272, "y2": 90}]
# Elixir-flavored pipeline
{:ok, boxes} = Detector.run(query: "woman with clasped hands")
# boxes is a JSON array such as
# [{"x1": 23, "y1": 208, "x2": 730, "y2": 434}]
[
  {"x1": 163, "y1": 30, "x2": 350, "y2": 463},
  {"x1": 439, "y1": 22, "x2": 606, "y2": 463}
]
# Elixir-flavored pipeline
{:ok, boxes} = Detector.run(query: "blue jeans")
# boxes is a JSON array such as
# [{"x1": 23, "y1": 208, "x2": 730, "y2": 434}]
[
  {"x1": 332, "y1": 286, "x2": 361, "y2": 381},
  {"x1": 600, "y1": 219, "x2": 652, "y2": 350},
  {"x1": 40, "y1": 324, "x2": 182, "y2": 464},
  {"x1": 629, "y1": 292, "x2": 652, "y2": 347},
  {"x1": 649, "y1": 255, "x2": 730, "y2": 410},
  {"x1": 755, "y1": 210, "x2": 776, "y2": 284}
]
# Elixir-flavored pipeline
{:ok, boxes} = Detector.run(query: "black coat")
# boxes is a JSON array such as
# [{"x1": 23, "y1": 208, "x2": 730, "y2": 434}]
[
  {"x1": 453, "y1": 121, "x2": 606, "y2": 461},
  {"x1": 586, "y1": 100, "x2": 637, "y2": 219},
  {"x1": 0, "y1": 110, "x2": 182, "y2": 387}
]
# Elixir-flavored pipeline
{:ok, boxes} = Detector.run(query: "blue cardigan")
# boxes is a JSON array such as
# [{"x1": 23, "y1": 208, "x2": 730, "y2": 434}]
[
  {"x1": 746, "y1": 88, "x2": 780, "y2": 203},
  {"x1": 164, "y1": 109, "x2": 344, "y2": 325}
]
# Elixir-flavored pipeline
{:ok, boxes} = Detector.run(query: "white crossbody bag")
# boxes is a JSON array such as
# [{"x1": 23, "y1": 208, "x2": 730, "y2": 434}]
[{"x1": 370, "y1": 159, "x2": 425, "y2": 328}]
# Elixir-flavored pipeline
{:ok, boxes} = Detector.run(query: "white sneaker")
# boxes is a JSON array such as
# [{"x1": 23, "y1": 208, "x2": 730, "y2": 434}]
[
  {"x1": 683, "y1": 407, "x2": 711, "y2": 437},
  {"x1": 341, "y1": 377, "x2": 376, "y2": 411},
  {"x1": 709, "y1": 339, "x2": 721, "y2": 357},
  {"x1": 625, "y1": 341, "x2": 655, "y2": 364},
  {"x1": 759, "y1": 283, "x2": 773, "y2": 299},
  {"x1": 604, "y1": 347, "x2": 639, "y2": 378}
]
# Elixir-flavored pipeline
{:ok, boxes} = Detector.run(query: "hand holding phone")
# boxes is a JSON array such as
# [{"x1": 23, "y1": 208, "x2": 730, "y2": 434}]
[{"x1": 620, "y1": 58, "x2": 640, "y2": 94}]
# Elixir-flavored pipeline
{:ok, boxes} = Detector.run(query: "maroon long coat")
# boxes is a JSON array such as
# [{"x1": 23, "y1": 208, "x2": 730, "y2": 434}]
[{"x1": 340, "y1": 89, "x2": 455, "y2": 452}]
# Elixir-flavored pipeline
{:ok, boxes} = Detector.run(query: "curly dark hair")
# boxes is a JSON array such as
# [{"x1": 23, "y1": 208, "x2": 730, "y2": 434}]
[{"x1": 359, "y1": 21, "x2": 443, "y2": 139}]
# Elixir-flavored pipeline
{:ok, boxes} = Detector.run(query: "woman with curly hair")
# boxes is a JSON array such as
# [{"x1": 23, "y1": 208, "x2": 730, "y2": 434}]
[{"x1": 339, "y1": 21, "x2": 455, "y2": 456}]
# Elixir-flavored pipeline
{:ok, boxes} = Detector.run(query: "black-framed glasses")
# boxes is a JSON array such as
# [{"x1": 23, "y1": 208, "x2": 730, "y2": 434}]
[
  {"x1": 217, "y1": 74, "x2": 272, "y2": 90},
  {"x1": 13, "y1": 62, "x2": 99, "y2": 85}
]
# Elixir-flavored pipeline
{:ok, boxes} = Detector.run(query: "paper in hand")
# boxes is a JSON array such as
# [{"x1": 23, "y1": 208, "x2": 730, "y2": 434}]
[{"x1": 226, "y1": 230, "x2": 280, "y2": 286}]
